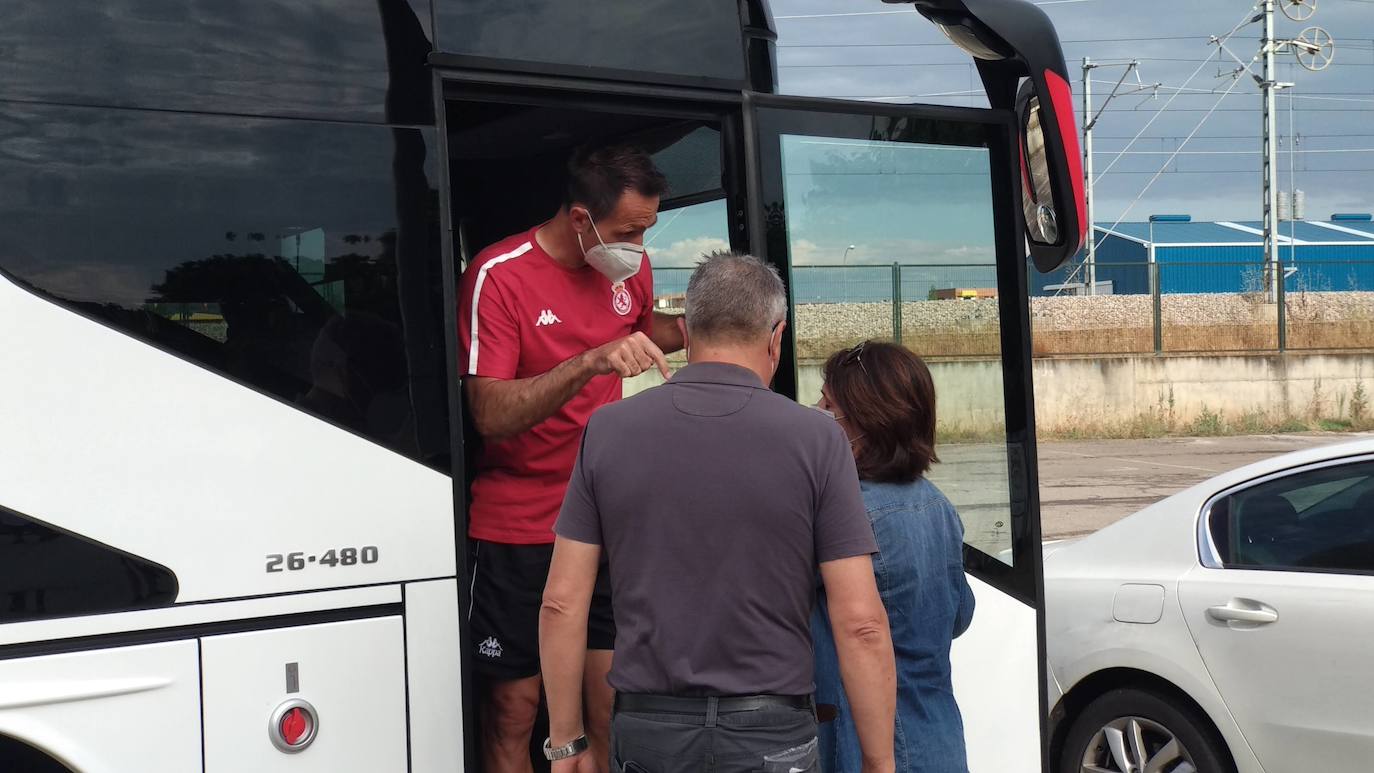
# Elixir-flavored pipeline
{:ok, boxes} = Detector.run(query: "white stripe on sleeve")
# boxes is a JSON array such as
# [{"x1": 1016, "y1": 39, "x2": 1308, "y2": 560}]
[{"x1": 468, "y1": 241, "x2": 533, "y2": 375}]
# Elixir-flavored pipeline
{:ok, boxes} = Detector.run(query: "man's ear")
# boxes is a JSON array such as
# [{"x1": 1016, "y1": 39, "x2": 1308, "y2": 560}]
[
  {"x1": 770, "y1": 319, "x2": 787, "y2": 359},
  {"x1": 568, "y1": 204, "x2": 591, "y2": 232}
]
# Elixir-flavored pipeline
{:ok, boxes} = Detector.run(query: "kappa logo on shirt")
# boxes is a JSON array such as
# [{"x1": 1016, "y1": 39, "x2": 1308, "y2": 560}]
[{"x1": 535, "y1": 309, "x2": 562, "y2": 327}]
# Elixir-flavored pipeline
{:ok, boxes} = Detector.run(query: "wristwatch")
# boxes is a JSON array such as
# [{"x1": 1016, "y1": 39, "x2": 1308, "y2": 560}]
[{"x1": 543, "y1": 734, "x2": 589, "y2": 761}]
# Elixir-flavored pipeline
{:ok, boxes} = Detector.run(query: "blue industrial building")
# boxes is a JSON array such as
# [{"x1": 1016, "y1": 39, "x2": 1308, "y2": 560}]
[{"x1": 1033, "y1": 214, "x2": 1374, "y2": 295}]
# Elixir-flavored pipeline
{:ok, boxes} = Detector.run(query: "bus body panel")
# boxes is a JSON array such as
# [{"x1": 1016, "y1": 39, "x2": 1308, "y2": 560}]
[
  {"x1": 0, "y1": 641, "x2": 202, "y2": 772},
  {"x1": 952, "y1": 574, "x2": 1042, "y2": 771},
  {"x1": 201, "y1": 616, "x2": 408, "y2": 771},
  {"x1": 0, "y1": 586, "x2": 401, "y2": 650},
  {"x1": 0, "y1": 271, "x2": 456, "y2": 607},
  {"x1": 404, "y1": 579, "x2": 466, "y2": 773}
]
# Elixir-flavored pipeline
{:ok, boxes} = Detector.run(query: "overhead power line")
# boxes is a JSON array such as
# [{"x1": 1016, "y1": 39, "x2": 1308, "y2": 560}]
[
  {"x1": 1095, "y1": 148, "x2": 1374, "y2": 155},
  {"x1": 1092, "y1": 168, "x2": 1374, "y2": 174},
  {"x1": 1090, "y1": 4, "x2": 1262, "y2": 186},
  {"x1": 1099, "y1": 2, "x2": 1271, "y2": 233},
  {"x1": 1094, "y1": 133, "x2": 1374, "y2": 139},
  {"x1": 1095, "y1": 106, "x2": 1374, "y2": 112},
  {"x1": 777, "y1": 35, "x2": 1216, "y2": 48}
]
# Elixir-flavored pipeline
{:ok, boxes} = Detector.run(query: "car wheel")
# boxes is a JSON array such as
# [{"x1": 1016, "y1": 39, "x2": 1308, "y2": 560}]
[{"x1": 1059, "y1": 687, "x2": 1231, "y2": 773}]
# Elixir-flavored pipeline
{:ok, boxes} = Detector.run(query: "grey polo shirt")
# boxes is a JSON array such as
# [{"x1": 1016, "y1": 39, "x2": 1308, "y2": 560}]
[{"x1": 555, "y1": 361, "x2": 877, "y2": 697}]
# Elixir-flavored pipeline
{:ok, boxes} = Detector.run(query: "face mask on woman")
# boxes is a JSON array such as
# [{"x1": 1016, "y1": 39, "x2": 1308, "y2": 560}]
[{"x1": 811, "y1": 402, "x2": 864, "y2": 446}]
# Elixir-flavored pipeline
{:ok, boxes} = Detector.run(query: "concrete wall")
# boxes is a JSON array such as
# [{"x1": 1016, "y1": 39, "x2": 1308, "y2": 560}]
[
  {"x1": 626, "y1": 351, "x2": 1374, "y2": 434},
  {"x1": 1031, "y1": 351, "x2": 1374, "y2": 433}
]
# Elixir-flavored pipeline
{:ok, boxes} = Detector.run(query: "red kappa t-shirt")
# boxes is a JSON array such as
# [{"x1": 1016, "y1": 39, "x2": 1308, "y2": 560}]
[{"x1": 457, "y1": 226, "x2": 653, "y2": 544}]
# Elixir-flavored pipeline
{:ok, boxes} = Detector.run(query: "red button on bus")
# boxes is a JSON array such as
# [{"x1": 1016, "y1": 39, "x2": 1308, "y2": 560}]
[
  {"x1": 269, "y1": 698, "x2": 319, "y2": 753},
  {"x1": 281, "y1": 707, "x2": 308, "y2": 746}
]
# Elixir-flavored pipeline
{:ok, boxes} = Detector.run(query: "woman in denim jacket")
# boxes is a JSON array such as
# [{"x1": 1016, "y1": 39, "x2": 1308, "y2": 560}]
[{"x1": 812, "y1": 341, "x2": 975, "y2": 773}]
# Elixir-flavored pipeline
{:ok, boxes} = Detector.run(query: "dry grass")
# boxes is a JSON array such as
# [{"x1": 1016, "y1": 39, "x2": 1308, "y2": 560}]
[
  {"x1": 800, "y1": 322, "x2": 1374, "y2": 360},
  {"x1": 1288, "y1": 320, "x2": 1374, "y2": 350},
  {"x1": 1161, "y1": 323, "x2": 1278, "y2": 352},
  {"x1": 1036, "y1": 408, "x2": 1367, "y2": 441},
  {"x1": 1032, "y1": 327, "x2": 1151, "y2": 356},
  {"x1": 792, "y1": 293, "x2": 1374, "y2": 360},
  {"x1": 802, "y1": 322, "x2": 1366, "y2": 360}
]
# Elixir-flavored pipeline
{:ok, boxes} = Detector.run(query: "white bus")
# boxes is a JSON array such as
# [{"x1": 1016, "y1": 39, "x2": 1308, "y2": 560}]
[{"x1": 0, "y1": 0, "x2": 1084, "y2": 770}]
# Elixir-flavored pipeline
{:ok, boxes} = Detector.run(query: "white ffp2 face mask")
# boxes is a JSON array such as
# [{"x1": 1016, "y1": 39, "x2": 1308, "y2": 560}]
[{"x1": 577, "y1": 212, "x2": 645, "y2": 285}]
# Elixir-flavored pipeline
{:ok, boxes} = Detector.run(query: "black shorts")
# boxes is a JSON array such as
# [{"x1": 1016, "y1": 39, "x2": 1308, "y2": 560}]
[{"x1": 468, "y1": 539, "x2": 616, "y2": 681}]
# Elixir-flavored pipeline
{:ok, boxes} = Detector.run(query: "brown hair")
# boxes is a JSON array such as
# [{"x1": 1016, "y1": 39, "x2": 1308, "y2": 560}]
[
  {"x1": 823, "y1": 341, "x2": 939, "y2": 483},
  {"x1": 564, "y1": 143, "x2": 669, "y2": 219}
]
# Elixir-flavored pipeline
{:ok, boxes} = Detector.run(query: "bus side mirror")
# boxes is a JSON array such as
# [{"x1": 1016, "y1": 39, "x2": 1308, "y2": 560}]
[{"x1": 1016, "y1": 77, "x2": 1084, "y2": 272}]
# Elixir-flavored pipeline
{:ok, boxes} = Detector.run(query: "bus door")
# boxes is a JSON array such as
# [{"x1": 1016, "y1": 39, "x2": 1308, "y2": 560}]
[{"x1": 745, "y1": 93, "x2": 1047, "y2": 770}]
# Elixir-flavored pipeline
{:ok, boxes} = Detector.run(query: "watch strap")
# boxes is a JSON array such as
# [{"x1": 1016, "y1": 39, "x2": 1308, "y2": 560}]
[{"x1": 543, "y1": 734, "x2": 589, "y2": 761}]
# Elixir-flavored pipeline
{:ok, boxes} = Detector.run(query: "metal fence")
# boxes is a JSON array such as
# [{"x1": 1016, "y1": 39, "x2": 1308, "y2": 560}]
[{"x1": 652, "y1": 260, "x2": 1374, "y2": 357}]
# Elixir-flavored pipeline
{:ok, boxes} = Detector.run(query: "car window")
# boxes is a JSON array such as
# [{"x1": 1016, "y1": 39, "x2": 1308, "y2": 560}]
[{"x1": 1211, "y1": 460, "x2": 1374, "y2": 574}]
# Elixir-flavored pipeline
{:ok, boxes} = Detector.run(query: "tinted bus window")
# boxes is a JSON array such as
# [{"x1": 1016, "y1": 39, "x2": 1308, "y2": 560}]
[
  {"x1": 0, "y1": 507, "x2": 177, "y2": 623},
  {"x1": 0, "y1": 0, "x2": 433, "y2": 124},
  {"x1": 0, "y1": 104, "x2": 449, "y2": 468},
  {"x1": 436, "y1": 0, "x2": 745, "y2": 85}
]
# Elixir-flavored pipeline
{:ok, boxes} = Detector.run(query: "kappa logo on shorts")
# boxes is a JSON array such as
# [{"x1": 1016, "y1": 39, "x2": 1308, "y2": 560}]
[{"x1": 478, "y1": 636, "x2": 503, "y2": 658}]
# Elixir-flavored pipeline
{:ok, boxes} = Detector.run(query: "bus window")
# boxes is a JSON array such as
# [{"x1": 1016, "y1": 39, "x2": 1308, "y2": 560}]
[
  {"x1": 0, "y1": 506, "x2": 176, "y2": 622},
  {"x1": 645, "y1": 198, "x2": 732, "y2": 312},
  {"x1": 757, "y1": 110, "x2": 1018, "y2": 568},
  {"x1": 436, "y1": 0, "x2": 745, "y2": 87},
  {"x1": 0, "y1": 108, "x2": 449, "y2": 467},
  {"x1": 642, "y1": 126, "x2": 733, "y2": 324},
  {"x1": 0, "y1": 0, "x2": 433, "y2": 123}
]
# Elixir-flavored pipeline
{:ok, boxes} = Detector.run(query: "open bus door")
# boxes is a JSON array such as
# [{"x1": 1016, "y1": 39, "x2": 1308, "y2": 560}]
[
  {"x1": 739, "y1": 3, "x2": 1085, "y2": 769},
  {"x1": 744, "y1": 92, "x2": 1047, "y2": 772}
]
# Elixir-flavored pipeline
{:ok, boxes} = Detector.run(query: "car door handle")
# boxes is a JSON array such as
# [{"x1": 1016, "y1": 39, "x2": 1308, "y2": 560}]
[{"x1": 1206, "y1": 600, "x2": 1278, "y2": 625}]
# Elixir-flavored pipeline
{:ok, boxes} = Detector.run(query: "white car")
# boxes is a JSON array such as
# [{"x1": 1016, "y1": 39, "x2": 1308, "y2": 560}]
[{"x1": 1044, "y1": 437, "x2": 1374, "y2": 773}]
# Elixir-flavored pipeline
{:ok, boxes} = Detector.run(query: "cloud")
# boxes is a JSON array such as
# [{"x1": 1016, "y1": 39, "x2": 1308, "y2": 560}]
[
  {"x1": 650, "y1": 236, "x2": 731, "y2": 267},
  {"x1": 786, "y1": 237, "x2": 994, "y2": 266},
  {"x1": 791, "y1": 238, "x2": 825, "y2": 263}
]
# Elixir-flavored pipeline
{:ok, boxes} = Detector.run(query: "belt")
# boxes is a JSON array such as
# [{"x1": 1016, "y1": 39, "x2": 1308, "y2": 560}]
[{"x1": 614, "y1": 693, "x2": 813, "y2": 715}]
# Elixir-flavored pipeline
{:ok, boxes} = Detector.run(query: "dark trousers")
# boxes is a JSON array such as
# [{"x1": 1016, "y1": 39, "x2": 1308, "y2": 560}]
[{"x1": 610, "y1": 695, "x2": 819, "y2": 773}]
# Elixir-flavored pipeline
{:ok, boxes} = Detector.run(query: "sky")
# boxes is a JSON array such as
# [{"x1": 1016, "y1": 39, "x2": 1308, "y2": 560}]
[
  {"x1": 772, "y1": 0, "x2": 1374, "y2": 226},
  {"x1": 646, "y1": 1, "x2": 1374, "y2": 269}
]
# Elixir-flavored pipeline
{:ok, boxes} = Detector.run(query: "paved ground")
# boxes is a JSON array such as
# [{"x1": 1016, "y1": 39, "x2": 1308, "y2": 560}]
[{"x1": 1037, "y1": 432, "x2": 1374, "y2": 538}]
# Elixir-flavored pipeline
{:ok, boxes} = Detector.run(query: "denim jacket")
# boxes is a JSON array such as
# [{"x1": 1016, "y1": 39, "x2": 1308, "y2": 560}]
[{"x1": 812, "y1": 477, "x2": 975, "y2": 773}]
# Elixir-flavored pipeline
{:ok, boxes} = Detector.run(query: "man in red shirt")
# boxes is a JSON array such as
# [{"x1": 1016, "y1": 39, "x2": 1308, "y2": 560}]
[{"x1": 457, "y1": 144, "x2": 682, "y2": 773}]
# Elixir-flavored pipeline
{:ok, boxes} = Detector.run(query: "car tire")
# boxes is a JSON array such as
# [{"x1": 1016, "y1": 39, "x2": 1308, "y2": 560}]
[{"x1": 1058, "y1": 687, "x2": 1232, "y2": 773}]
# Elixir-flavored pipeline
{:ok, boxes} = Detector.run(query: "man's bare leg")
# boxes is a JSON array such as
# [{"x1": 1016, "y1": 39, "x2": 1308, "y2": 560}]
[
  {"x1": 482, "y1": 675, "x2": 542, "y2": 773},
  {"x1": 584, "y1": 649, "x2": 615, "y2": 772}
]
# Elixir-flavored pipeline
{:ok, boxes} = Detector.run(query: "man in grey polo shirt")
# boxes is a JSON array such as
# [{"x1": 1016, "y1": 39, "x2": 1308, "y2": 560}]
[{"x1": 539, "y1": 252, "x2": 896, "y2": 773}]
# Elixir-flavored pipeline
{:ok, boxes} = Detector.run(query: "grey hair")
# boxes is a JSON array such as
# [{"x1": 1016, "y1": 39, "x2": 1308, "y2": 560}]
[{"x1": 684, "y1": 251, "x2": 788, "y2": 344}]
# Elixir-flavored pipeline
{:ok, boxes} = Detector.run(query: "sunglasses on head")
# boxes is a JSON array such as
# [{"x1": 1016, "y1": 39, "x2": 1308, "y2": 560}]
[{"x1": 840, "y1": 341, "x2": 870, "y2": 378}]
